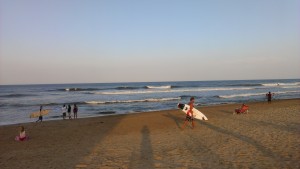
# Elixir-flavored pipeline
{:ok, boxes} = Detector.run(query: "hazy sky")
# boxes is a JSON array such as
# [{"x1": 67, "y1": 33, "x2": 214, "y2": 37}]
[{"x1": 0, "y1": 0, "x2": 299, "y2": 85}]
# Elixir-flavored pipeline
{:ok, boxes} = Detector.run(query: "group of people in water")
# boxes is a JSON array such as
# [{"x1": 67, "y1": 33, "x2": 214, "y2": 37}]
[
  {"x1": 62, "y1": 104, "x2": 78, "y2": 120},
  {"x1": 34, "y1": 104, "x2": 79, "y2": 123}
]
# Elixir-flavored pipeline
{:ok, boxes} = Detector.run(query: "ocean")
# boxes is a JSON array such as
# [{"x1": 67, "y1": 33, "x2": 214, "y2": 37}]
[{"x1": 0, "y1": 79, "x2": 299, "y2": 126}]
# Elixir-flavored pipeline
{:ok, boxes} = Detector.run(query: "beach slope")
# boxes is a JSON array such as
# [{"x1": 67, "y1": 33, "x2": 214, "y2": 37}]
[{"x1": 0, "y1": 99, "x2": 299, "y2": 169}]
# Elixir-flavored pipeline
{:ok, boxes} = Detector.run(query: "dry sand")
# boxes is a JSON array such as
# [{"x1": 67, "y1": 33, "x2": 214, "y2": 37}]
[{"x1": 0, "y1": 99, "x2": 299, "y2": 169}]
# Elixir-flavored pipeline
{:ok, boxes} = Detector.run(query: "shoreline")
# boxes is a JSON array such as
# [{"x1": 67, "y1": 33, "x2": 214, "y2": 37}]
[
  {"x1": 1, "y1": 98, "x2": 299, "y2": 127},
  {"x1": 0, "y1": 98, "x2": 299, "y2": 168}
]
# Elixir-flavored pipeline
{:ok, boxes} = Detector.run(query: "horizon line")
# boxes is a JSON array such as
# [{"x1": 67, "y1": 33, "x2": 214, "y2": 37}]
[{"x1": 1, "y1": 78, "x2": 299, "y2": 86}]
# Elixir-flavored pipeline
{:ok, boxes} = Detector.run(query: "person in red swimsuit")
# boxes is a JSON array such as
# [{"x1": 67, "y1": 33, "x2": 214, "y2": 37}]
[{"x1": 182, "y1": 97, "x2": 195, "y2": 129}]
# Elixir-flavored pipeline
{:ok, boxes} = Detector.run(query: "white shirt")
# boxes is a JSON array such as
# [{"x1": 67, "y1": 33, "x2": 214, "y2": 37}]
[
  {"x1": 20, "y1": 131, "x2": 26, "y2": 139},
  {"x1": 62, "y1": 106, "x2": 67, "y2": 113}
]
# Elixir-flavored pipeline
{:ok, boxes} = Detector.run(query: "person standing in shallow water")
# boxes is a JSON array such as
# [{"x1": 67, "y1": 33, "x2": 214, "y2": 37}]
[
  {"x1": 266, "y1": 91, "x2": 274, "y2": 103},
  {"x1": 182, "y1": 97, "x2": 195, "y2": 129},
  {"x1": 67, "y1": 105, "x2": 72, "y2": 119},
  {"x1": 62, "y1": 105, "x2": 67, "y2": 120},
  {"x1": 73, "y1": 104, "x2": 78, "y2": 119}
]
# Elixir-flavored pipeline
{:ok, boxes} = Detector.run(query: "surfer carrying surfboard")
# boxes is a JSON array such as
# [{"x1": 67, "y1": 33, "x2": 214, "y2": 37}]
[
  {"x1": 182, "y1": 97, "x2": 195, "y2": 129},
  {"x1": 36, "y1": 106, "x2": 43, "y2": 122}
]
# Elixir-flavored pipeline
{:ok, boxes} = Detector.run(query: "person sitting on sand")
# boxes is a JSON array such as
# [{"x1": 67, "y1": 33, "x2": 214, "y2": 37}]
[
  {"x1": 182, "y1": 97, "x2": 195, "y2": 129},
  {"x1": 15, "y1": 126, "x2": 27, "y2": 141},
  {"x1": 234, "y1": 104, "x2": 249, "y2": 114}
]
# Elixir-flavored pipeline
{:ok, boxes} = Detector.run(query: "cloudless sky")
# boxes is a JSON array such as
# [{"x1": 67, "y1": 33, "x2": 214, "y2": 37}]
[{"x1": 0, "y1": 0, "x2": 299, "y2": 85}]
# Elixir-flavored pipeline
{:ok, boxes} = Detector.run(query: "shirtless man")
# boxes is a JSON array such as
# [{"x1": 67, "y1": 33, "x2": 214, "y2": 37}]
[{"x1": 182, "y1": 97, "x2": 195, "y2": 129}]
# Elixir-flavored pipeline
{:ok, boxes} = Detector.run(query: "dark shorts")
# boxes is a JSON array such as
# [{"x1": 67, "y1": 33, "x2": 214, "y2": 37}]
[
  {"x1": 39, "y1": 116, "x2": 43, "y2": 120},
  {"x1": 63, "y1": 113, "x2": 66, "y2": 117},
  {"x1": 186, "y1": 115, "x2": 193, "y2": 121}
]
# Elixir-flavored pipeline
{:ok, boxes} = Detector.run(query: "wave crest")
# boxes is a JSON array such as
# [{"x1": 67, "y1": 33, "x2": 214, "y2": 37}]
[
  {"x1": 85, "y1": 97, "x2": 180, "y2": 104},
  {"x1": 262, "y1": 82, "x2": 300, "y2": 86},
  {"x1": 219, "y1": 91, "x2": 300, "y2": 99},
  {"x1": 98, "y1": 87, "x2": 253, "y2": 95},
  {"x1": 146, "y1": 85, "x2": 172, "y2": 89}
]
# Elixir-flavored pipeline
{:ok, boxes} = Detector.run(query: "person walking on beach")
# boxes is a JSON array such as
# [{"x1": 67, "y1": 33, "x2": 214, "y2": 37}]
[
  {"x1": 182, "y1": 97, "x2": 195, "y2": 129},
  {"x1": 67, "y1": 104, "x2": 72, "y2": 119},
  {"x1": 36, "y1": 105, "x2": 43, "y2": 122},
  {"x1": 73, "y1": 104, "x2": 78, "y2": 119},
  {"x1": 266, "y1": 91, "x2": 274, "y2": 103},
  {"x1": 62, "y1": 105, "x2": 67, "y2": 120}
]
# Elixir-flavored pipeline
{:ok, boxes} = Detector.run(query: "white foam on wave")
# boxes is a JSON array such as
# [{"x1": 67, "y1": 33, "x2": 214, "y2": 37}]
[
  {"x1": 146, "y1": 85, "x2": 172, "y2": 89},
  {"x1": 219, "y1": 90, "x2": 300, "y2": 99},
  {"x1": 85, "y1": 97, "x2": 181, "y2": 104},
  {"x1": 219, "y1": 93, "x2": 266, "y2": 99},
  {"x1": 262, "y1": 82, "x2": 300, "y2": 87},
  {"x1": 98, "y1": 90, "x2": 164, "y2": 95},
  {"x1": 65, "y1": 88, "x2": 79, "y2": 91},
  {"x1": 281, "y1": 86, "x2": 300, "y2": 89},
  {"x1": 86, "y1": 101, "x2": 106, "y2": 104},
  {"x1": 97, "y1": 87, "x2": 253, "y2": 95}
]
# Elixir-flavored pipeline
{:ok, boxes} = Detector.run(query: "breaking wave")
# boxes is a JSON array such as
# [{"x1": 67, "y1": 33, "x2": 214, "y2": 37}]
[
  {"x1": 218, "y1": 91, "x2": 300, "y2": 99},
  {"x1": 56, "y1": 88, "x2": 100, "y2": 91},
  {"x1": 228, "y1": 83, "x2": 263, "y2": 87},
  {"x1": 85, "y1": 97, "x2": 181, "y2": 104},
  {"x1": 146, "y1": 85, "x2": 172, "y2": 89},
  {"x1": 98, "y1": 87, "x2": 253, "y2": 95},
  {"x1": 262, "y1": 82, "x2": 300, "y2": 87}
]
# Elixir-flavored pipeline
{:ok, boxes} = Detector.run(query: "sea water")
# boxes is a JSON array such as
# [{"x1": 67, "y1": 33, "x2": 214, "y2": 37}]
[{"x1": 0, "y1": 79, "x2": 299, "y2": 125}]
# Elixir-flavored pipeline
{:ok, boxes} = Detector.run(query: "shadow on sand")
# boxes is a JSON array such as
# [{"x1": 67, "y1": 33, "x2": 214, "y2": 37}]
[
  {"x1": 163, "y1": 112, "x2": 183, "y2": 129},
  {"x1": 201, "y1": 121, "x2": 289, "y2": 168},
  {"x1": 129, "y1": 125, "x2": 154, "y2": 168}
]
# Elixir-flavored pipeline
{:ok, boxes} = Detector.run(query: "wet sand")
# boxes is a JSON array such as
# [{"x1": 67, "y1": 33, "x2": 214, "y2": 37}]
[{"x1": 0, "y1": 99, "x2": 299, "y2": 169}]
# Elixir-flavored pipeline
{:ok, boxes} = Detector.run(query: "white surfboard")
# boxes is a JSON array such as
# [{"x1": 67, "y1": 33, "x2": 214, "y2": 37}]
[{"x1": 177, "y1": 103, "x2": 208, "y2": 120}]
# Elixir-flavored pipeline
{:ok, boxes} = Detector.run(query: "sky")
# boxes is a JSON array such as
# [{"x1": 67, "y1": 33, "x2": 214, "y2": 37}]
[{"x1": 0, "y1": 0, "x2": 299, "y2": 85}]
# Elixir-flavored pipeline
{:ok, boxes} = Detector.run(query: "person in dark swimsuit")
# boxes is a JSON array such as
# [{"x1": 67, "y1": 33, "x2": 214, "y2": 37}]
[
  {"x1": 36, "y1": 105, "x2": 43, "y2": 122},
  {"x1": 266, "y1": 91, "x2": 273, "y2": 103},
  {"x1": 67, "y1": 105, "x2": 72, "y2": 119},
  {"x1": 73, "y1": 104, "x2": 78, "y2": 119}
]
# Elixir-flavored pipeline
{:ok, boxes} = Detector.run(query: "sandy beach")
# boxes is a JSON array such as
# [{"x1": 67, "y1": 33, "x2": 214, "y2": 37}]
[{"x1": 0, "y1": 99, "x2": 299, "y2": 169}]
